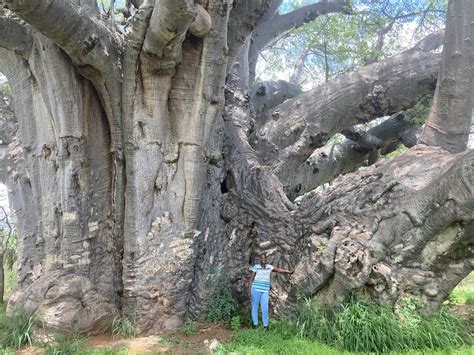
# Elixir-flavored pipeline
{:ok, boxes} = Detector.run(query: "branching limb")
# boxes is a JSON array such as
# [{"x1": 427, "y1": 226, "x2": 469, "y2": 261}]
[
  {"x1": 0, "y1": 10, "x2": 32, "y2": 58},
  {"x1": 248, "y1": 0, "x2": 350, "y2": 80},
  {"x1": 253, "y1": 32, "x2": 444, "y2": 179},
  {"x1": 285, "y1": 113, "x2": 419, "y2": 200},
  {"x1": 227, "y1": 0, "x2": 273, "y2": 72},
  {"x1": 4, "y1": 0, "x2": 122, "y2": 74}
]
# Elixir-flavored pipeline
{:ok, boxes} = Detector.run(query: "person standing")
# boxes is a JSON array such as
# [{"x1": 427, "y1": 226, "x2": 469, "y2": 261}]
[{"x1": 248, "y1": 254, "x2": 293, "y2": 330}]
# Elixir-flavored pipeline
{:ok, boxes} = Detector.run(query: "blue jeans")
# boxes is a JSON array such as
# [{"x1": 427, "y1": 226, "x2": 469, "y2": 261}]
[{"x1": 251, "y1": 288, "x2": 269, "y2": 326}]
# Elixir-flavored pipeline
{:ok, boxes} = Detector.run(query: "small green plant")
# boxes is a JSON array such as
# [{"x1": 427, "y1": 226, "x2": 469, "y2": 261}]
[
  {"x1": 230, "y1": 315, "x2": 241, "y2": 331},
  {"x1": 205, "y1": 277, "x2": 238, "y2": 325},
  {"x1": 0, "y1": 308, "x2": 36, "y2": 349},
  {"x1": 111, "y1": 316, "x2": 139, "y2": 339},
  {"x1": 183, "y1": 321, "x2": 198, "y2": 336}
]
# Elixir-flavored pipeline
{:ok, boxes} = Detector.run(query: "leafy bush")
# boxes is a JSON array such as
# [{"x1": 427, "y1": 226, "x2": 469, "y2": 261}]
[
  {"x1": 0, "y1": 308, "x2": 35, "y2": 349},
  {"x1": 205, "y1": 278, "x2": 238, "y2": 325},
  {"x1": 111, "y1": 316, "x2": 139, "y2": 339}
]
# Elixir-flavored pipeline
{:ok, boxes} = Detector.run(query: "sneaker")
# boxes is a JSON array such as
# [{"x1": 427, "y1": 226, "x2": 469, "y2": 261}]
[
  {"x1": 263, "y1": 326, "x2": 268, "y2": 331},
  {"x1": 253, "y1": 325, "x2": 258, "y2": 329}
]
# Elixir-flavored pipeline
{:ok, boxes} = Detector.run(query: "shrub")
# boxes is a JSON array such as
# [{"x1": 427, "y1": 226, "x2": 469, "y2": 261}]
[
  {"x1": 0, "y1": 308, "x2": 35, "y2": 349},
  {"x1": 205, "y1": 278, "x2": 238, "y2": 325}
]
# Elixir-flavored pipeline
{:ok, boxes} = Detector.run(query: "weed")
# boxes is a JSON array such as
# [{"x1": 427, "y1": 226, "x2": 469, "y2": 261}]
[
  {"x1": 230, "y1": 315, "x2": 241, "y2": 331},
  {"x1": 111, "y1": 316, "x2": 139, "y2": 339},
  {"x1": 183, "y1": 321, "x2": 198, "y2": 336},
  {"x1": 0, "y1": 308, "x2": 35, "y2": 349}
]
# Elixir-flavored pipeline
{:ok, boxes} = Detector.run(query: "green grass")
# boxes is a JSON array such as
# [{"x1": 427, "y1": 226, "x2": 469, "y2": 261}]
[
  {"x1": 0, "y1": 305, "x2": 35, "y2": 350},
  {"x1": 183, "y1": 321, "x2": 199, "y2": 336},
  {"x1": 450, "y1": 272, "x2": 474, "y2": 305},
  {"x1": 222, "y1": 297, "x2": 472, "y2": 354},
  {"x1": 219, "y1": 323, "x2": 345, "y2": 355},
  {"x1": 111, "y1": 316, "x2": 139, "y2": 339}
]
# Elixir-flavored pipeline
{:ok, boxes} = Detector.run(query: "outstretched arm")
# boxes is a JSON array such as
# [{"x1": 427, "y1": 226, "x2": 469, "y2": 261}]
[{"x1": 273, "y1": 267, "x2": 294, "y2": 274}]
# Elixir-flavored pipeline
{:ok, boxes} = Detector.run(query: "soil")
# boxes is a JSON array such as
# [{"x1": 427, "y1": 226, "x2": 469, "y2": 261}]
[{"x1": 18, "y1": 322, "x2": 232, "y2": 354}]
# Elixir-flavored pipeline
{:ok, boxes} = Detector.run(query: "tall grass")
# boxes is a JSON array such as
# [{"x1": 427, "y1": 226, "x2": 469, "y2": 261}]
[
  {"x1": 224, "y1": 296, "x2": 472, "y2": 354},
  {"x1": 0, "y1": 307, "x2": 36, "y2": 349},
  {"x1": 294, "y1": 297, "x2": 471, "y2": 353}
]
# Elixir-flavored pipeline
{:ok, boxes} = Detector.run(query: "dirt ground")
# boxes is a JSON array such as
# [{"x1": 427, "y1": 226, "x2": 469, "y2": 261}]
[
  {"x1": 18, "y1": 322, "x2": 232, "y2": 354},
  {"x1": 86, "y1": 323, "x2": 232, "y2": 354}
]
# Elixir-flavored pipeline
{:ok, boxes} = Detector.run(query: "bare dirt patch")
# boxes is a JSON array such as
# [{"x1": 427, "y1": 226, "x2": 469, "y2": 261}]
[{"x1": 86, "y1": 322, "x2": 232, "y2": 354}]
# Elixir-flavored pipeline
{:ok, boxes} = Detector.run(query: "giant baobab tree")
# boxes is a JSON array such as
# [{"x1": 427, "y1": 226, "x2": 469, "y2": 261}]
[{"x1": 0, "y1": 0, "x2": 472, "y2": 334}]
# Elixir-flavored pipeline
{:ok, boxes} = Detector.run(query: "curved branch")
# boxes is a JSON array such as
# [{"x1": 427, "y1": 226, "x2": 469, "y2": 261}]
[
  {"x1": 286, "y1": 113, "x2": 419, "y2": 199},
  {"x1": 227, "y1": 0, "x2": 273, "y2": 72},
  {"x1": 0, "y1": 11, "x2": 32, "y2": 58},
  {"x1": 4, "y1": 0, "x2": 121, "y2": 76},
  {"x1": 248, "y1": 0, "x2": 350, "y2": 79},
  {"x1": 253, "y1": 37, "x2": 443, "y2": 179}
]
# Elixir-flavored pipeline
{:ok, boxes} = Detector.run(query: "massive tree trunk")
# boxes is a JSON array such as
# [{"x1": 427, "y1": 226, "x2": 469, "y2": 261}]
[{"x1": 0, "y1": 0, "x2": 472, "y2": 335}]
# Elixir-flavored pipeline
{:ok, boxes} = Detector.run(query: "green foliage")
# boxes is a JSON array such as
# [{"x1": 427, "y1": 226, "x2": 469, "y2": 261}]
[
  {"x1": 449, "y1": 272, "x2": 474, "y2": 305},
  {"x1": 183, "y1": 321, "x2": 199, "y2": 336},
  {"x1": 300, "y1": 297, "x2": 471, "y2": 352},
  {"x1": 0, "y1": 307, "x2": 35, "y2": 349},
  {"x1": 385, "y1": 143, "x2": 408, "y2": 159},
  {"x1": 404, "y1": 96, "x2": 433, "y2": 126},
  {"x1": 225, "y1": 297, "x2": 471, "y2": 354},
  {"x1": 1, "y1": 83, "x2": 11, "y2": 94},
  {"x1": 111, "y1": 316, "x2": 139, "y2": 339},
  {"x1": 230, "y1": 315, "x2": 241, "y2": 331},
  {"x1": 259, "y1": 1, "x2": 446, "y2": 88},
  {"x1": 220, "y1": 320, "x2": 341, "y2": 355},
  {"x1": 205, "y1": 278, "x2": 238, "y2": 325}
]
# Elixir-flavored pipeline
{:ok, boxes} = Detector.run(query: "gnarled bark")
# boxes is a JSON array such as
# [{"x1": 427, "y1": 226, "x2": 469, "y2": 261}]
[{"x1": 0, "y1": 0, "x2": 472, "y2": 336}]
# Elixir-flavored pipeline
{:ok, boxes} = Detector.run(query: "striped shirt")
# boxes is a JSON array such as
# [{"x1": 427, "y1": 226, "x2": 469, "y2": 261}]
[{"x1": 251, "y1": 264, "x2": 274, "y2": 292}]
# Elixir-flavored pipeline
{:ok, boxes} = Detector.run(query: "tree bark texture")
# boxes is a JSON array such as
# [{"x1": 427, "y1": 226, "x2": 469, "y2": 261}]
[
  {"x1": 420, "y1": 0, "x2": 474, "y2": 153},
  {"x1": 0, "y1": 0, "x2": 472, "y2": 335}
]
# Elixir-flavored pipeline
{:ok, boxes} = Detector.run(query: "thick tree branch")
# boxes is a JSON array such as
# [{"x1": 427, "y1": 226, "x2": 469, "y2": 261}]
[
  {"x1": 250, "y1": 80, "x2": 301, "y2": 123},
  {"x1": 248, "y1": 0, "x2": 350, "y2": 80},
  {"x1": 251, "y1": 0, "x2": 350, "y2": 55},
  {"x1": 4, "y1": 0, "x2": 121, "y2": 74},
  {"x1": 227, "y1": 0, "x2": 273, "y2": 72},
  {"x1": 0, "y1": 10, "x2": 32, "y2": 58},
  {"x1": 142, "y1": 0, "x2": 194, "y2": 71},
  {"x1": 286, "y1": 113, "x2": 418, "y2": 199},
  {"x1": 253, "y1": 32, "x2": 444, "y2": 179}
]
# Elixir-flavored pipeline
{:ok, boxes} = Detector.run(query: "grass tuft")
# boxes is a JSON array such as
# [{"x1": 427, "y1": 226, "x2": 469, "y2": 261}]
[
  {"x1": 111, "y1": 316, "x2": 139, "y2": 339},
  {"x1": 0, "y1": 307, "x2": 35, "y2": 349}
]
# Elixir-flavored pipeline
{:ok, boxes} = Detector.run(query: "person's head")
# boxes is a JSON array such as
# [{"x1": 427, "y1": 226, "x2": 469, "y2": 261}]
[{"x1": 259, "y1": 254, "x2": 267, "y2": 265}]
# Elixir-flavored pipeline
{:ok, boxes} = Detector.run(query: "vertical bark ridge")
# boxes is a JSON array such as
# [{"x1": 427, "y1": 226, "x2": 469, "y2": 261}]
[{"x1": 419, "y1": 0, "x2": 474, "y2": 153}]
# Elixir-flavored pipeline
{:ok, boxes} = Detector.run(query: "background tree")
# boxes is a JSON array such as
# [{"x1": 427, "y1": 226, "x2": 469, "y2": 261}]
[{"x1": 0, "y1": 0, "x2": 472, "y2": 335}]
